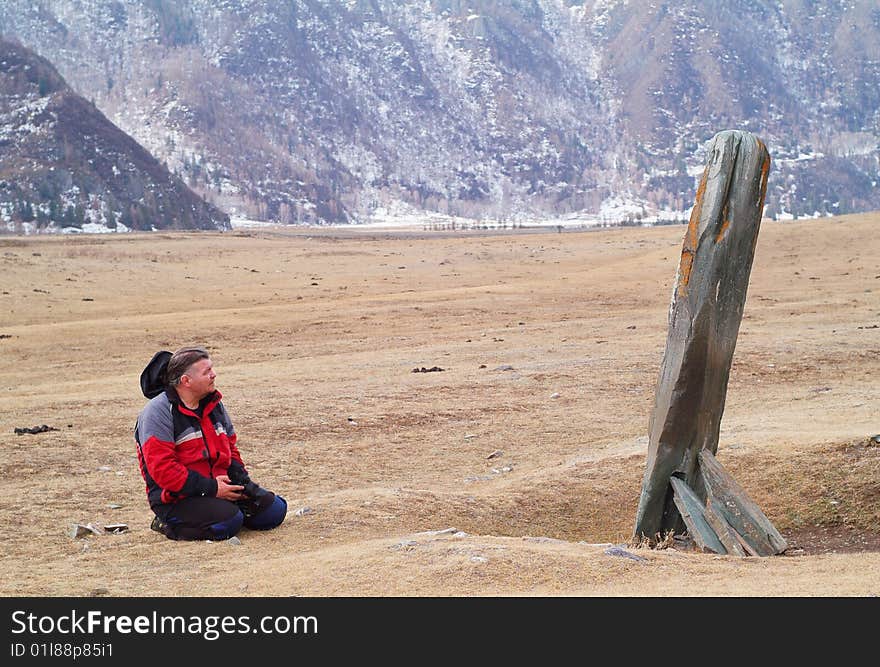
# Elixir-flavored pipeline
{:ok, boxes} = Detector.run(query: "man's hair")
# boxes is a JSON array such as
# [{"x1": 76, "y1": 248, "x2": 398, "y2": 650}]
[{"x1": 165, "y1": 346, "x2": 210, "y2": 386}]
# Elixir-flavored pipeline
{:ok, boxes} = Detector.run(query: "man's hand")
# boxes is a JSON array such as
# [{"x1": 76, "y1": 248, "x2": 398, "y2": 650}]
[{"x1": 215, "y1": 474, "x2": 245, "y2": 501}]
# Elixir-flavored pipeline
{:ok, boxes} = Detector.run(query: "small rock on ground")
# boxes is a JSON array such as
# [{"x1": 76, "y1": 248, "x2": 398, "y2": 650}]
[
  {"x1": 104, "y1": 523, "x2": 129, "y2": 534},
  {"x1": 390, "y1": 540, "x2": 418, "y2": 551},
  {"x1": 417, "y1": 527, "x2": 458, "y2": 536},
  {"x1": 603, "y1": 546, "x2": 648, "y2": 562}
]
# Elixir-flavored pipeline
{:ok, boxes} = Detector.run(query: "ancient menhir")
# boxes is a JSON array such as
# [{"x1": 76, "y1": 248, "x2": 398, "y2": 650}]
[{"x1": 633, "y1": 130, "x2": 782, "y2": 553}]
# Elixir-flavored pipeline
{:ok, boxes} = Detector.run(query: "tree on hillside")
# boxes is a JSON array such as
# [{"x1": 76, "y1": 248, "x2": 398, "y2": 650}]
[{"x1": 19, "y1": 200, "x2": 35, "y2": 222}]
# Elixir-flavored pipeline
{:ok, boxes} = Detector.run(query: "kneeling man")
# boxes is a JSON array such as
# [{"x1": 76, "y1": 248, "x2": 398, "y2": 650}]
[{"x1": 135, "y1": 346, "x2": 287, "y2": 540}]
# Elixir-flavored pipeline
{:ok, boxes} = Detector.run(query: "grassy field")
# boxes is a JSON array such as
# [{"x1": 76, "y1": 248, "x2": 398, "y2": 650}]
[{"x1": 0, "y1": 213, "x2": 878, "y2": 596}]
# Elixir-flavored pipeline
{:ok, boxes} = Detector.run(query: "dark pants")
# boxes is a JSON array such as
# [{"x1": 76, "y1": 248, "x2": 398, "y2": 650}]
[{"x1": 158, "y1": 494, "x2": 287, "y2": 541}]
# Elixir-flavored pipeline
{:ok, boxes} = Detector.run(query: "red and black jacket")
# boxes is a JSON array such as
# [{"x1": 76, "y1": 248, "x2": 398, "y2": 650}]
[{"x1": 135, "y1": 388, "x2": 246, "y2": 513}]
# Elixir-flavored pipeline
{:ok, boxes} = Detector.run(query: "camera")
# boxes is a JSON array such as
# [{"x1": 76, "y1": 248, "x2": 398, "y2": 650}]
[
  {"x1": 241, "y1": 479, "x2": 268, "y2": 500},
  {"x1": 228, "y1": 469, "x2": 275, "y2": 517},
  {"x1": 228, "y1": 468, "x2": 261, "y2": 496}
]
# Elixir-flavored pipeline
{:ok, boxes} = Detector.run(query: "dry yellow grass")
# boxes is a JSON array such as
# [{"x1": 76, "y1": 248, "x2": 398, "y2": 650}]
[{"x1": 0, "y1": 214, "x2": 878, "y2": 596}]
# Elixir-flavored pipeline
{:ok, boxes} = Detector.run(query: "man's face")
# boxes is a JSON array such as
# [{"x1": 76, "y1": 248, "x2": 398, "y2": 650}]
[{"x1": 183, "y1": 358, "x2": 216, "y2": 399}]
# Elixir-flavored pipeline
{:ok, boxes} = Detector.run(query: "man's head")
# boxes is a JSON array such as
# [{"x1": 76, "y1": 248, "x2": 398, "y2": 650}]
[{"x1": 166, "y1": 346, "x2": 216, "y2": 402}]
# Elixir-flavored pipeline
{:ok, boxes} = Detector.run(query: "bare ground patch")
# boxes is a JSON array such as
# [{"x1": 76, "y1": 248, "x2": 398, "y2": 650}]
[{"x1": 1, "y1": 214, "x2": 879, "y2": 596}]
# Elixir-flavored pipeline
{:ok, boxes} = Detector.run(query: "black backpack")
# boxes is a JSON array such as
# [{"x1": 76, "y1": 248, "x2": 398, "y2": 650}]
[{"x1": 139, "y1": 350, "x2": 172, "y2": 398}]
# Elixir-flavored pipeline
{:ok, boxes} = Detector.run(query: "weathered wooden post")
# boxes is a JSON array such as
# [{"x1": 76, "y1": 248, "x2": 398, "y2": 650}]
[{"x1": 633, "y1": 130, "x2": 785, "y2": 555}]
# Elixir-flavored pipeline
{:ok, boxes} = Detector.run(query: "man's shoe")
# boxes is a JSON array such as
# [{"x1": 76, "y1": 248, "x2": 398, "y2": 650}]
[{"x1": 150, "y1": 516, "x2": 166, "y2": 533}]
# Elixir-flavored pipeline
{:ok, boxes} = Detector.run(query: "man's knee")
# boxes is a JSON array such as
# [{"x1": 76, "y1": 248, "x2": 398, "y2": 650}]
[
  {"x1": 207, "y1": 508, "x2": 244, "y2": 539},
  {"x1": 244, "y1": 494, "x2": 287, "y2": 531}
]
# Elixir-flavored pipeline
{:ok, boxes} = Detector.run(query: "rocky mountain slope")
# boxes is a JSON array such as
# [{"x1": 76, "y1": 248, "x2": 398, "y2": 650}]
[
  {"x1": 0, "y1": 38, "x2": 229, "y2": 232},
  {"x1": 0, "y1": 0, "x2": 877, "y2": 228}
]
